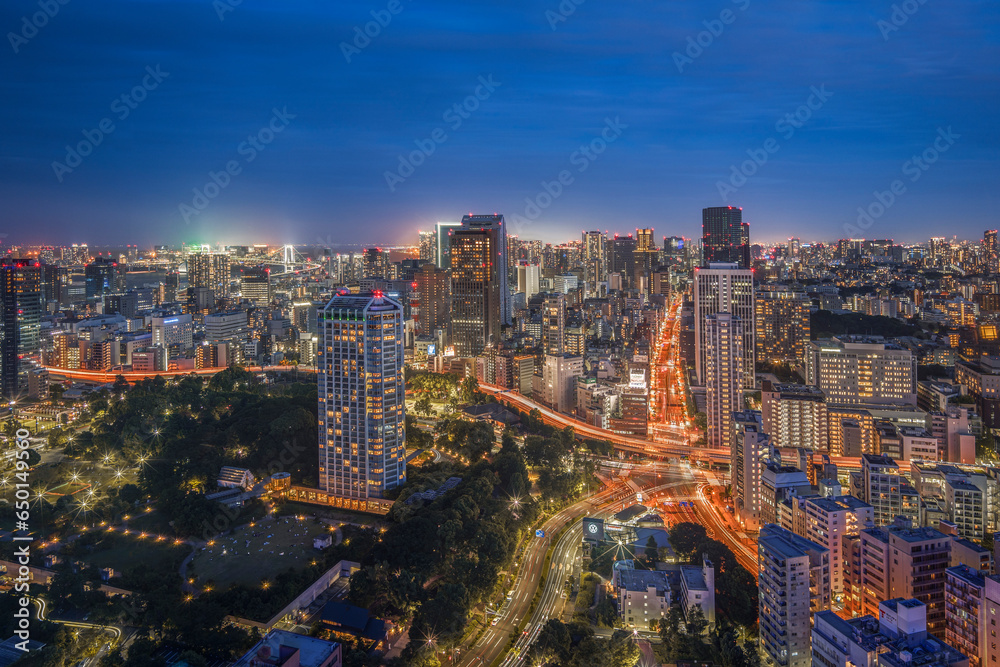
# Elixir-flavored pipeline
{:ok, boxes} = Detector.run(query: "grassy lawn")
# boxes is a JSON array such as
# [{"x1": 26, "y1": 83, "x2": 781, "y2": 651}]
[
  {"x1": 80, "y1": 532, "x2": 189, "y2": 576},
  {"x1": 189, "y1": 515, "x2": 338, "y2": 590}
]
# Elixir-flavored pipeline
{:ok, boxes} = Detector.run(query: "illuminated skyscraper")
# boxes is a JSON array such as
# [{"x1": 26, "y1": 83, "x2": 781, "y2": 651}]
[
  {"x1": 755, "y1": 289, "x2": 810, "y2": 365},
  {"x1": 418, "y1": 230, "x2": 436, "y2": 263},
  {"x1": 542, "y1": 292, "x2": 566, "y2": 355},
  {"x1": 702, "y1": 206, "x2": 750, "y2": 268},
  {"x1": 413, "y1": 263, "x2": 450, "y2": 338},
  {"x1": 582, "y1": 231, "x2": 606, "y2": 288},
  {"x1": 608, "y1": 234, "x2": 636, "y2": 289},
  {"x1": 705, "y1": 312, "x2": 744, "y2": 450},
  {"x1": 84, "y1": 256, "x2": 122, "y2": 298},
  {"x1": 318, "y1": 290, "x2": 405, "y2": 500},
  {"x1": 187, "y1": 252, "x2": 231, "y2": 297},
  {"x1": 450, "y1": 214, "x2": 509, "y2": 357},
  {"x1": 694, "y1": 263, "x2": 755, "y2": 387},
  {"x1": 985, "y1": 229, "x2": 998, "y2": 274},
  {"x1": 434, "y1": 221, "x2": 462, "y2": 269},
  {"x1": 1, "y1": 258, "x2": 42, "y2": 400},
  {"x1": 362, "y1": 248, "x2": 390, "y2": 278},
  {"x1": 239, "y1": 266, "x2": 271, "y2": 305}
]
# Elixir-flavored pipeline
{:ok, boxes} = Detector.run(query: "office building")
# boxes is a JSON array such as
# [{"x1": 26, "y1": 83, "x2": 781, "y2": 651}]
[
  {"x1": 84, "y1": 256, "x2": 122, "y2": 298},
  {"x1": 412, "y1": 263, "x2": 450, "y2": 339},
  {"x1": 151, "y1": 314, "x2": 194, "y2": 356},
  {"x1": 755, "y1": 289, "x2": 810, "y2": 365},
  {"x1": 540, "y1": 354, "x2": 583, "y2": 414},
  {"x1": 240, "y1": 266, "x2": 271, "y2": 305},
  {"x1": 434, "y1": 221, "x2": 462, "y2": 269},
  {"x1": 542, "y1": 293, "x2": 566, "y2": 355},
  {"x1": 1, "y1": 259, "x2": 42, "y2": 400},
  {"x1": 702, "y1": 206, "x2": 750, "y2": 268},
  {"x1": 694, "y1": 262, "x2": 755, "y2": 386},
  {"x1": 516, "y1": 262, "x2": 540, "y2": 299},
  {"x1": 582, "y1": 231, "x2": 606, "y2": 288},
  {"x1": 418, "y1": 230, "x2": 436, "y2": 263},
  {"x1": 318, "y1": 291, "x2": 405, "y2": 500},
  {"x1": 205, "y1": 311, "x2": 249, "y2": 344},
  {"x1": 705, "y1": 312, "x2": 744, "y2": 450},
  {"x1": 187, "y1": 252, "x2": 231, "y2": 297},
  {"x1": 362, "y1": 248, "x2": 390, "y2": 279},
  {"x1": 806, "y1": 338, "x2": 917, "y2": 407},
  {"x1": 758, "y1": 524, "x2": 831, "y2": 667},
  {"x1": 450, "y1": 214, "x2": 509, "y2": 357},
  {"x1": 608, "y1": 234, "x2": 636, "y2": 290}
]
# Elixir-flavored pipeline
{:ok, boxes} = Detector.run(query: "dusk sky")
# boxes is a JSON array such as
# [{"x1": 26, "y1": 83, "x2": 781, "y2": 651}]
[{"x1": 1, "y1": 0, "x2": 998, "y2": 247}]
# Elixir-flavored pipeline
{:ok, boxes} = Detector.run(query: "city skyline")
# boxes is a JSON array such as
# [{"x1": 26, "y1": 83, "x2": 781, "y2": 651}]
[{"x1": 2, "y1": 1, "x2": 999, "y2": 245}]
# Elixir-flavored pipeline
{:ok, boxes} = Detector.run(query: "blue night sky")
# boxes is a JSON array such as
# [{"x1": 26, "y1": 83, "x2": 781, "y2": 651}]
[{"x1": 1, "y1": 0, "x2": 998, "y2": 247}]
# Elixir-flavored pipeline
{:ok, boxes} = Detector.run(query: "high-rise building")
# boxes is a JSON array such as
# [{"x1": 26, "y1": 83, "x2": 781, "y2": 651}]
[
  {"x1": 318, "y1": 291, "x2": 405, "y2": 500},
  {"x1": 239, "y1": 266, "x2": 271, "y2": 305},
  {"x1": 187, "y1": 252, "x2": 231, "y2": 298},
  {"x1": 540, "y1": 354, "x2": 583, "y2": 414},
  {"x1": 755, "y1": 289, "x2": 810, "y2": 365},
  {"x1": 413, "y1": 263, "x2": 450, "y2": 339},
  {"x1": 1, "y1": 258, "x2": 43, "y2": 399},
  {"x1": 860, "y1": 453, "x2": 920, "y2": 527},
  {"x1": 418, "y1": 230, "x2": 436, "y2": 263},
  {"x1": 702, "y1": 206, "x2": 749, "y2": 268},
  {"x1": 633, "y1": 228, "x2": 657, "y2": 293},
  {"x1": 516, "y1": 262, "x2": 540, "y2": 299},
  {"x1": 945, "y1": 564, "x2": 985, "y2": 666},
  {"x1": 985, "y1": 229, "x2": 998, "y2": 275},
  {"x1": 758, "y1": 524, "x2": 831, "y2": 667},
  {"x1": 582, "y1": 231, "x2": 606, "y2": 288},
  {"x1": 151, "y1": 314, "x2": 194, "y2": 356},
  {"x1": 84, "y1": 256, "x2": 122, "y2": 299},
  {"x1": 694, "y1": 263, "x2": 755, "y2": 387},
  {"x1": 761, "y1": 381, "x2": 828, "y2": 452},
  {"x1": 542, "y1": 293, "x2": 566, "y2": 356},
  {"x1": 450, "y1": 214, "x2": 509, "y2": 357},
  {"x1": 362, "y1": 248, "x2": 390, "y2": 278},
  {"x1": 434, "y1": 221, "x2": 462, "y2": 269},
  {"x1": 608, "y1": 234, "x2": 636, "y2": 290},
  {"x1": 784, "y1": 495, "x2": 873, "y2": 596},
  {"x1": 705, "y1": 313, "x2": 744, "y2": 450},
  {"x1": 806, "y1": 338, "x2": 917, "y2": 407},
  {"x1": 731, "y1": 411, "x2": 770, "y2": 529},
  {"x1": 40, "y1": 263, "x2": 63, "y2": 305}
]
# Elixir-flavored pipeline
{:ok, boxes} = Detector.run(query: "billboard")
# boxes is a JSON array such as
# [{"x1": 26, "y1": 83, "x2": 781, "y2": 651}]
[{"x1": 582, "y1": 517, "x2": 604, "y2": 543}]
